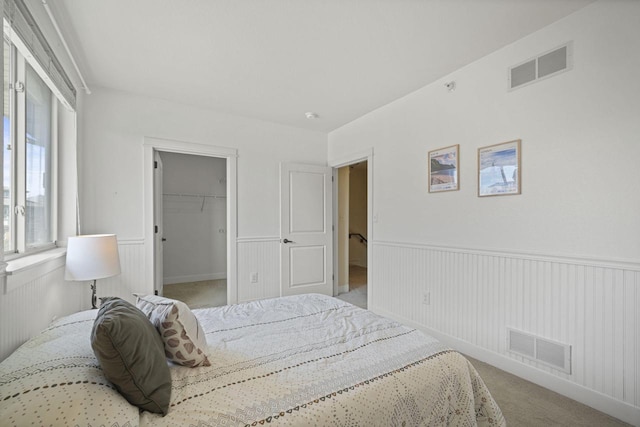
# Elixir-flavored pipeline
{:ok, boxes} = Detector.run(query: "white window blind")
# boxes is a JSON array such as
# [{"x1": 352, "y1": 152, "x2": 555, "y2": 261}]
[{"x1": 3, "y1": 0, "x2": 76, "y2": 111}]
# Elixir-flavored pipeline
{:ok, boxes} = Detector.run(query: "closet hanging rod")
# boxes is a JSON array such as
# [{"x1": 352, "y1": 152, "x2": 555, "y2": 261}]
[{"x1": 163, "y1": 192, "x2": 226, "y2": 199}]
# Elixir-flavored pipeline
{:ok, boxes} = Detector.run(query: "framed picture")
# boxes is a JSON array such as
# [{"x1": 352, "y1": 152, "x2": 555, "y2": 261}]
[
  {"x1": 478, "y1": 139, "x2": 521, "y2": 197},
  {"x1": 428, "y1": 144, "x2": 459, "y2": 193}
]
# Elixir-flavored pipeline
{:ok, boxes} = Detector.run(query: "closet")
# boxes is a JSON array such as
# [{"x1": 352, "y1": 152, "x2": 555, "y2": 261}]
[{"x1": 159, "y1": 152, "x2": 227, "y2": 308}]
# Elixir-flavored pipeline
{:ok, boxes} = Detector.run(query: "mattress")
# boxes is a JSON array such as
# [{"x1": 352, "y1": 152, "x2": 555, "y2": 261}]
[{"x1": 0, "y1": 293, "x2": 505, "y2": 426}]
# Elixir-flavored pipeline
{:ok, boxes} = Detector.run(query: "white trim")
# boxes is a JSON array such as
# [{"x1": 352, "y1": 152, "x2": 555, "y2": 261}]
[
  {"x1": 329, "y1": 148, "x2": 374, "y2": 303},
  {"x1": 337, "y1": 284, "x2": 349, "y2": 294},
  {"x1": 371, "y1": 305, "x2": 640, "y2": 426},
  {"x1": 3, "y1": 16, "x2": 74, "y2": 111},
  {"x1": 57, "y1": 238, "x2": 144, "y2": 247},
  {"x1": 117, "y1": 238, "x2": 145, "y2": 246},
  {"x1": 143, "y1": 136, "x2": 238, "y2": 157},
  {"x1": 163, "y1": 272, "x2": 226, "y2": 285},
  {"x1": 143, "y1": 136, "x2": 238, "y2": 305},
  {"x1": 373, "y1": 240, "x2": 640, "y2": 271},
  {"x1": 41, "y1": 0, "x2": 91, "y2": 95},
  {"x1": 329, "y1": 148, "x2": 373, "y2": 169},
  {"x1": 3, "y1": 247, "x2": 66, "y2": 293},
  {"x1": 14, "y1": 48, "x2": 26, "y2": 253},
  {"x1": 51, "y1": 99, "x2": 58, "y2": 249},
  {"x1": 237, "y1": 236, "x2": 280, "y2": 243}
]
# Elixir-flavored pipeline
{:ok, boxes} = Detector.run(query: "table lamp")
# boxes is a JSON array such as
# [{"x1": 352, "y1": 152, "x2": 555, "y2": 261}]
[{"x1": 65, "y1": 234, "x2": 121, "y2": 309}]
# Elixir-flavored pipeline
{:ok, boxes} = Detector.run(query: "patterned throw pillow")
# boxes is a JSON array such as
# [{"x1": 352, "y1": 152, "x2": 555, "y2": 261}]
[{"x1": 135, "y1": 294, "x2": 211, "y2": 367}]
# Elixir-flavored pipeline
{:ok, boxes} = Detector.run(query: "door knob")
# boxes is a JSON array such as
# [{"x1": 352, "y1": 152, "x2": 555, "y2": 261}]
[{"x1": 283, "y1": 238, "x2": 294, "y2": 244}]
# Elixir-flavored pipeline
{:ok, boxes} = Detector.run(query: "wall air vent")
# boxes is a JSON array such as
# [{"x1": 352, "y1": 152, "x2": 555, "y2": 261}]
[
  {"x1": 507, "y1": 328, "x2": 571, "y2": 374},
  {"x1": 508, "y1": 42, "x2": 573, "y2": 90}
]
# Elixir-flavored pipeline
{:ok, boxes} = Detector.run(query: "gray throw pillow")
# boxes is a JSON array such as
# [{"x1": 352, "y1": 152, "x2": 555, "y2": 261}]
[{"x1": 91, "y1": 297, "x2": 172, "y2": 415}]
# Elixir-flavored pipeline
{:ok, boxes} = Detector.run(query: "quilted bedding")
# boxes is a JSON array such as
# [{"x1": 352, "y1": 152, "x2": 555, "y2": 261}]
[{"x1": 0, "y1": 294, "x2": 504, "y2": 426}]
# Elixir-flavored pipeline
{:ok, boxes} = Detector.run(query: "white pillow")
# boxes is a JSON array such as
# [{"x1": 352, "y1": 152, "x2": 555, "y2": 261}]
[{"x1": 135, "y1": 294, "x2": 211, "y2": 367}]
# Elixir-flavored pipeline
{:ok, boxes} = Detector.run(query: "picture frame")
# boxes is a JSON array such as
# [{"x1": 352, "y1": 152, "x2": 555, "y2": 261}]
[
  {"x1": 428, "y1": 144, "x2": 459, "y2": 193},
  {"x1": 478, "y1": 139, "x2": 521, "y2": 197}
]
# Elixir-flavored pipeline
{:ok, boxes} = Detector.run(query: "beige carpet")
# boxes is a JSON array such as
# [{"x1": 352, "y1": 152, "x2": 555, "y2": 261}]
[
  {"x1": 466, "y1": 356, "x2": 630, "y2": 426},
  {"x1": 335, "y1": 265, "x2": 368, "y2": 309},
  {"x1": 163, "y1": 279, "x2": 227, "y2": 309}
]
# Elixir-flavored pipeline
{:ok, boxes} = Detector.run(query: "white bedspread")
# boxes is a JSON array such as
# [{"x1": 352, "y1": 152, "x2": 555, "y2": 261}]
[{"x1": 1, "y1": 294, "x2": 505, "y2": 426}]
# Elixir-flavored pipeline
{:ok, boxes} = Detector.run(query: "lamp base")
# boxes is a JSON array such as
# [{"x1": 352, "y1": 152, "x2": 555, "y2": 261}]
[{"x1": 91, "y1": 280, "x2": 97, "y2": 309}]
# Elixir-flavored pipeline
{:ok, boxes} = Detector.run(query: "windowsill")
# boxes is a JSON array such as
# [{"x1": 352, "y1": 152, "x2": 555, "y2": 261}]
[{"x1": 3, "y1": 247, "x2": 67, "y2": 294}]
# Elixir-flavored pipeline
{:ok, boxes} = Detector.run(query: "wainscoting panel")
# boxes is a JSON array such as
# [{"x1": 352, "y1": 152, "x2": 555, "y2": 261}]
[
  {"x1": 99, "y1": 239, "x2": 147, "y2": 303},
  {"x1": 0, "y1": 266, "x2": 85, "y2": 361},
  {"x1": 370, "y1": 241, "x2": 640, "y2": 412},
  {"x1": 237, "y1": 238, "x2": 280, "y2": 302},
  {"x1": 0, "y1": 239, "x2": 149, "y2": 361}
]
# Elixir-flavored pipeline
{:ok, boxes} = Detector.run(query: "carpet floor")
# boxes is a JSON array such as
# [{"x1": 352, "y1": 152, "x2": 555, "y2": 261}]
[
  {"x1": 163, "y1": 279, "x2": 227, "y2": 309},
  {"x1": 335, "y1": 265, "x2": 368, "y2": 309},
  {"x1": 467, "y1": 356, "x2": 630, "y2": 426}
]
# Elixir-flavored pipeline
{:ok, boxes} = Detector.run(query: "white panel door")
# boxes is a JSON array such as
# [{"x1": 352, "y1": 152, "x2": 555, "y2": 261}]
[{"x1": 280, "y1": 163, "x2": 333, "y2": 296}]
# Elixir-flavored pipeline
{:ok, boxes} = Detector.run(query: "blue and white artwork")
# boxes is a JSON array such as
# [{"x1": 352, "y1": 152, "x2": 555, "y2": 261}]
[
  {"x1": 478, "y1": 140, "x2": 521, "y2": 196},
  {"x1": 429, "y1": 145, "x2": 459, "y2": 192}
]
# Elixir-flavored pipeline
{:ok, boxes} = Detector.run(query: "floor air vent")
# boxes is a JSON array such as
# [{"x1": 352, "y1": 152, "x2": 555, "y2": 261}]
[
  {"x1": 507, "y1": 328, "x2": 571, "y2": 374},
  {"x1": 508, "y1": 42, "x2": 573, "y2": 90}
]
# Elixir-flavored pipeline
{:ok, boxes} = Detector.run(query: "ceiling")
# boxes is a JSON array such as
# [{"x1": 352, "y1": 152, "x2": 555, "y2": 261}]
[{"x1": 55, "y1": 0, "x2": 594, "y2": 132}]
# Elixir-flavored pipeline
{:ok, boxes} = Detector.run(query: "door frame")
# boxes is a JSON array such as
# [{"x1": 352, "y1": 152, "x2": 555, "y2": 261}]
[
  {"x1": 153, "y1": 151, "x2": 164, "y2": 296},
  {"x1": 329, "y1": 148, "x2": 373, "y2": 307},
  {"x1": 143, "y1": 136, "x2": 238, "y2": 304}
]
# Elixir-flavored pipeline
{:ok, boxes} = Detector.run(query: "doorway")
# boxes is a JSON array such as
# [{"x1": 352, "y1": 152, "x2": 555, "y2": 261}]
[
  {"x1": 335, "y1": 161, "x2": 368, "y2": 309},
  {"x1": 159, "y1": 152, "x2": 227, "y2": 308},
  {"x1": 143, "y1": 137, "x2": 238, "y2": 306}
]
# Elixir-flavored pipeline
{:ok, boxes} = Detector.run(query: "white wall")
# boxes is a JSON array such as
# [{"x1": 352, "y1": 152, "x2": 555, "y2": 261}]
[
  {"x1": 160, "y1": 152, "x2": 227, "y2": 284},
  {"x1": 332, "y1": 3, "x2": 639, "y2": 262},
  {"x1": 79, "y1": 87, "x2": 327, "y2": 302},
  {"x1": 329, "y1": 1, "x2": 640, "y2": 424}
]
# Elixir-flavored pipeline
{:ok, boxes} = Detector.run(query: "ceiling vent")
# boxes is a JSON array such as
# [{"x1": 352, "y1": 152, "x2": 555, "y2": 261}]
[
  {"x1": 508, "y1": 42, "x2": 573, "y2": 90},
  {"x1": 507, "y1": 328, "x2": 571, "y2": 374}
]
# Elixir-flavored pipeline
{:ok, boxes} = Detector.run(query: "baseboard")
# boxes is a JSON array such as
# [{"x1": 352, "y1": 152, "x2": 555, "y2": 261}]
[
  {"x1": 370, "y1": 305, "x2": 640, "y2": 426},
  {"x1": 338, "y1": 284, "x2": 349, "y2": 294},
  {"x1": 163, "y1": 272, "x2": 226, "y2": 285}
]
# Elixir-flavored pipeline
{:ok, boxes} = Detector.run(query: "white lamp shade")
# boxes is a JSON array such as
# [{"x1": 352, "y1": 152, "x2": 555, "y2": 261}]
[{"x1": 65, "y1": 234, "x2": 121, "y2": 281}]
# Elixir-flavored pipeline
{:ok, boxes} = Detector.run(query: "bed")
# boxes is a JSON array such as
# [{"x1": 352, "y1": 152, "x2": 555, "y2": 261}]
[{"x1": 0, "y1": 293, "x2": 504, "y2": 426}]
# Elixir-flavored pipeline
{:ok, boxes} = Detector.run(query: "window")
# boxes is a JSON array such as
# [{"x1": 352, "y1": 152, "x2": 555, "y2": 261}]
[
  {"x1": 3, "y1": 36, "x2": 57, "y2": 255},
  {"x1": 25, "y1": 65, "x2": 53, "y2": 247}
]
